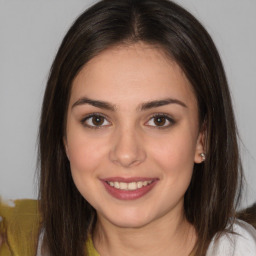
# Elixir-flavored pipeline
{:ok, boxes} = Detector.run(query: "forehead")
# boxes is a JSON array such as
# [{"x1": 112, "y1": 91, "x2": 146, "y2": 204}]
[{"x1": 70, "y1": 43, "x2": 197, "y2": 110}]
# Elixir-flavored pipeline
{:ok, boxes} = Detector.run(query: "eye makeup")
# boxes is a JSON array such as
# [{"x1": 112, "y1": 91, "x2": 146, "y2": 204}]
[
  {"x1": 80, "y1": 111, "x2": 176, "y2": 130},
  {"x1": 145, "y1": 113, "x2": 176, "y2": 129},
  {"x1": 80, "y1": 113, "x2": 111, "y2": 129}
]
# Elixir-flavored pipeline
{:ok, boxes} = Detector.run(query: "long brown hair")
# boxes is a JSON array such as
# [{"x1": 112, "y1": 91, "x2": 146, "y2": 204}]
[{"x1": 39, "y1": 0, "x2": 244, "y2": 255}]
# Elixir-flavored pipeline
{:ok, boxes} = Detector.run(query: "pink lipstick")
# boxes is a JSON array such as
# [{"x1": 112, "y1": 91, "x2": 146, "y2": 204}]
[{"x1": 101, "y1": 177, "x2": 158, "y2": 200}]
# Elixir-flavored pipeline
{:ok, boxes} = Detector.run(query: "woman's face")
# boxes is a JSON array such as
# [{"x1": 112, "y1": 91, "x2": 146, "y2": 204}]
[{"x1": 65, "y1": 43, "x2": 204, "y2": 228}]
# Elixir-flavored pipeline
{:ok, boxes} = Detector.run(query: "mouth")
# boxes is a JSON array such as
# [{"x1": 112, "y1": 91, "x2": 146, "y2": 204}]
[
  {"x1": 106, "y1": 180, "x2": 153, "y2": 191},
  {"x1": 101, "y1": 178, "x2": 158, "y2": 200}
]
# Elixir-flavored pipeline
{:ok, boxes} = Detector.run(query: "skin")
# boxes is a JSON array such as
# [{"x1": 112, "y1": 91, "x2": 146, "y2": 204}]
[{"x1": 65, "y1": 42, "x2": 205, "y2": 256}]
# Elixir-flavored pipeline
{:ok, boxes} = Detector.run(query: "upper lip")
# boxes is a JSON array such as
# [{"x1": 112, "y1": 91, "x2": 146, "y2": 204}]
[{"x1": 101, "y1": 177, "x2": 158, "y2": 183}]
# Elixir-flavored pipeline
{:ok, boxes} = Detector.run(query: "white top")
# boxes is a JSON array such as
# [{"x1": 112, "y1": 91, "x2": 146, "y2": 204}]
[{"x1": 206, "y1": 219, "x2": 256, "y2": 256}]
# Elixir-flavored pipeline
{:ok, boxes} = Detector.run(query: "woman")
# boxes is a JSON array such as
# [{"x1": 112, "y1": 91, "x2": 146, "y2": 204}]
[{"x1": 1, "y1": 0, "x2": 256, "y2": 255}]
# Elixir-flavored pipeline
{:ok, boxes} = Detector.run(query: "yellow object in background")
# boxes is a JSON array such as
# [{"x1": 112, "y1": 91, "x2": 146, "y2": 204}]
[
  {"x1": 0, "y1": 199, "x2": 41, "y2": 256},
  {"x1": 0, "y1": 199, "x2": 100, "y2": 256}
]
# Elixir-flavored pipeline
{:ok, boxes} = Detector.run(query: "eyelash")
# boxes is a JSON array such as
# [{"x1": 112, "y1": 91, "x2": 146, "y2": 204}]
[
  {"x1": 81, "y1": 113, "x2": 111, "y2": 129},
  {"x1": 80, "y1": 113, "x2": 175, "y2": 129},
  {"x1": 145, "y1": 113, "x2": 175, "y2": 129}
]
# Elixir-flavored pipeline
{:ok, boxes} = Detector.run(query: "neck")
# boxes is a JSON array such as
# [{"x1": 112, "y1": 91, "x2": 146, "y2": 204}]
[{"x1": 93, "y1": 209, "x2": 197, "y2": 256}]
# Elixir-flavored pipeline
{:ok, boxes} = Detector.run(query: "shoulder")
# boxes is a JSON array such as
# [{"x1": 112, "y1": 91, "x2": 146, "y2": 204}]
[
  {"x1": 0, "y1": 199, "x2": 41, "y2": 256},
  {"x1": 207, "y1": 219, "x2": 256, "y2": 256}
]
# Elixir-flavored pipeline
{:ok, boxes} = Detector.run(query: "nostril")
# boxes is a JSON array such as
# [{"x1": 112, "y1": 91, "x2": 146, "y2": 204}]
[
  {"x1": 109, "y1": 147, "x2": 146, "y2": 168},
  {"x1": 109, "y1": 130, "x2": 147, "y2": 167}
]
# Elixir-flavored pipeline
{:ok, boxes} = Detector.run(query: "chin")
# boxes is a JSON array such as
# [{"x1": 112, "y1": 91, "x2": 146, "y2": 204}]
[
  {"x1": 109, "y1": 217, "x2": 152, "y2": 229},
  {"x1": 99, "y1": 207, "x2": 156, "y2": 229}
]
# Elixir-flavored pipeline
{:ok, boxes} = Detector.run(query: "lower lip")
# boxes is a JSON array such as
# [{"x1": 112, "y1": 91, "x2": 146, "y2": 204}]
[{"x1": 102, "y1": 180, "x2": 158, "y2": 200}]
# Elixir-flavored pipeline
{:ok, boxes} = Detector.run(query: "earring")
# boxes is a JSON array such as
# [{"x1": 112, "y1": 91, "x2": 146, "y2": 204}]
[{"x1": 200, "y1": 153, "x2": 206, "y2": 161}]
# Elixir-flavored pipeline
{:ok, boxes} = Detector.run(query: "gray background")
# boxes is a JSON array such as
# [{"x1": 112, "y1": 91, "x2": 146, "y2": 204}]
[{"x1": 0, "y1": 0, "x2": 255, "y2": 209}]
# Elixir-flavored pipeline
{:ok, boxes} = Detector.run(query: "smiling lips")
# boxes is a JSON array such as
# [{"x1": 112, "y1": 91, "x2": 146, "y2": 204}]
[
  {"x1": 108, "y1": 180, "x2": 153, "y2": 190},
  {"x1": 102, "y1": 178, "x2": 158, "y2": 200}
]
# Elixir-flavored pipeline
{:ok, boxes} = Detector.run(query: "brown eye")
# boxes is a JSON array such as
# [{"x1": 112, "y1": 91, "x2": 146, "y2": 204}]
[
  {"x1": 92, "y1": 116, "x2": 104, "y2": 126},
  {"x1": 83, "y1": 114, "x2": 110, "y2": 128},
  {"x1": 145, "y1": 114, "x2": 174, "y2": 128},
  {"x1": 154, "y1": 116, "x2": 167, "y2": 126}
]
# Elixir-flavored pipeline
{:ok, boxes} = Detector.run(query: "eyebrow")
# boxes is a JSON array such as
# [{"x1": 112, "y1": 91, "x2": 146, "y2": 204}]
[
  {"x1": 139, "y1": 98, "x2": 187, "y2": 111},
  {"x1": 72, "y1": 97, "x2": 116, "y2": 111},
  {"x1": 71, "y1": 97, "x2": 187, "y2": 111}
]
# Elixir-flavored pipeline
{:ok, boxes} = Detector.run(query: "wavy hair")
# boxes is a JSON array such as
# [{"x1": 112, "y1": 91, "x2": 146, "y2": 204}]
[{"x1": 39, "y1": 0, "x2": 243, "y2": 255}]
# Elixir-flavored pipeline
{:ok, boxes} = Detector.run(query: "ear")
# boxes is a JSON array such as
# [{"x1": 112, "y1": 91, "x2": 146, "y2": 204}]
[
  {"x1": 194, "y1": 128, "x2": 206, "y2": 164},
  {"x1": 63, "y1": 136, "x2": 70, "y2": 160}
]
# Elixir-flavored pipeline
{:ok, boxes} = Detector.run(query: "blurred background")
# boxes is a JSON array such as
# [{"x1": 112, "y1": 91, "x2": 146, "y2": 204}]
[{"x1": 0, "y1": 0, "x2": 255, "y2": 209}]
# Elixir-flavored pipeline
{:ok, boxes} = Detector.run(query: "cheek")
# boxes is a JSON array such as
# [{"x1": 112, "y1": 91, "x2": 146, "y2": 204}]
[
  {"x1": 66, "y1": 132, "x2": 108, "y2": 205},
  {"x1": 153, "y1": 134, "x2": 196, "y2": 158},
  {"x1": 67, "y1": 130, "x2": 108, "y2": 175},
  {"x1": 148, "y1": 128, "x2": 197, "y2": 177},
  {"x1": 150, "y1": 135, "x2": 196, "y2": 205}
]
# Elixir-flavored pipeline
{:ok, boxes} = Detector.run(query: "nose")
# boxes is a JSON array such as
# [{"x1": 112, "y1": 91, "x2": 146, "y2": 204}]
[{"x1": 109, "y1": 127, "x2": 146, "y2": 168}]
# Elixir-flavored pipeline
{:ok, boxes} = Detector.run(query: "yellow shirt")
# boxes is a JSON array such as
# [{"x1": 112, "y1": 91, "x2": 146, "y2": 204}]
[{"x1": 86, "y1": 237, "x2": 100, "y2": 256}]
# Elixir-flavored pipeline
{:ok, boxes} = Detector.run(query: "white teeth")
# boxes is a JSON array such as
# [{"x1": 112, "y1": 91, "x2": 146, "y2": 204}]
[
  {"x1": 128, "y1": 182, "x2": 137, "y2": 190},
  {"x1": 137, "y1": 181, "x2": 143, "y2": 188},
  {"x1": 119, "y1": 182, "x2": 128, "y2": 190},
  {"x1": 142, "y1": 181, "x2": 148, "y2": 186},
  {"x1": 107, "y1": 180, "x2": 153, "y2": 190},
  {"x1": 114, "y1": 181, "x2": 120, "y2": 189}
]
